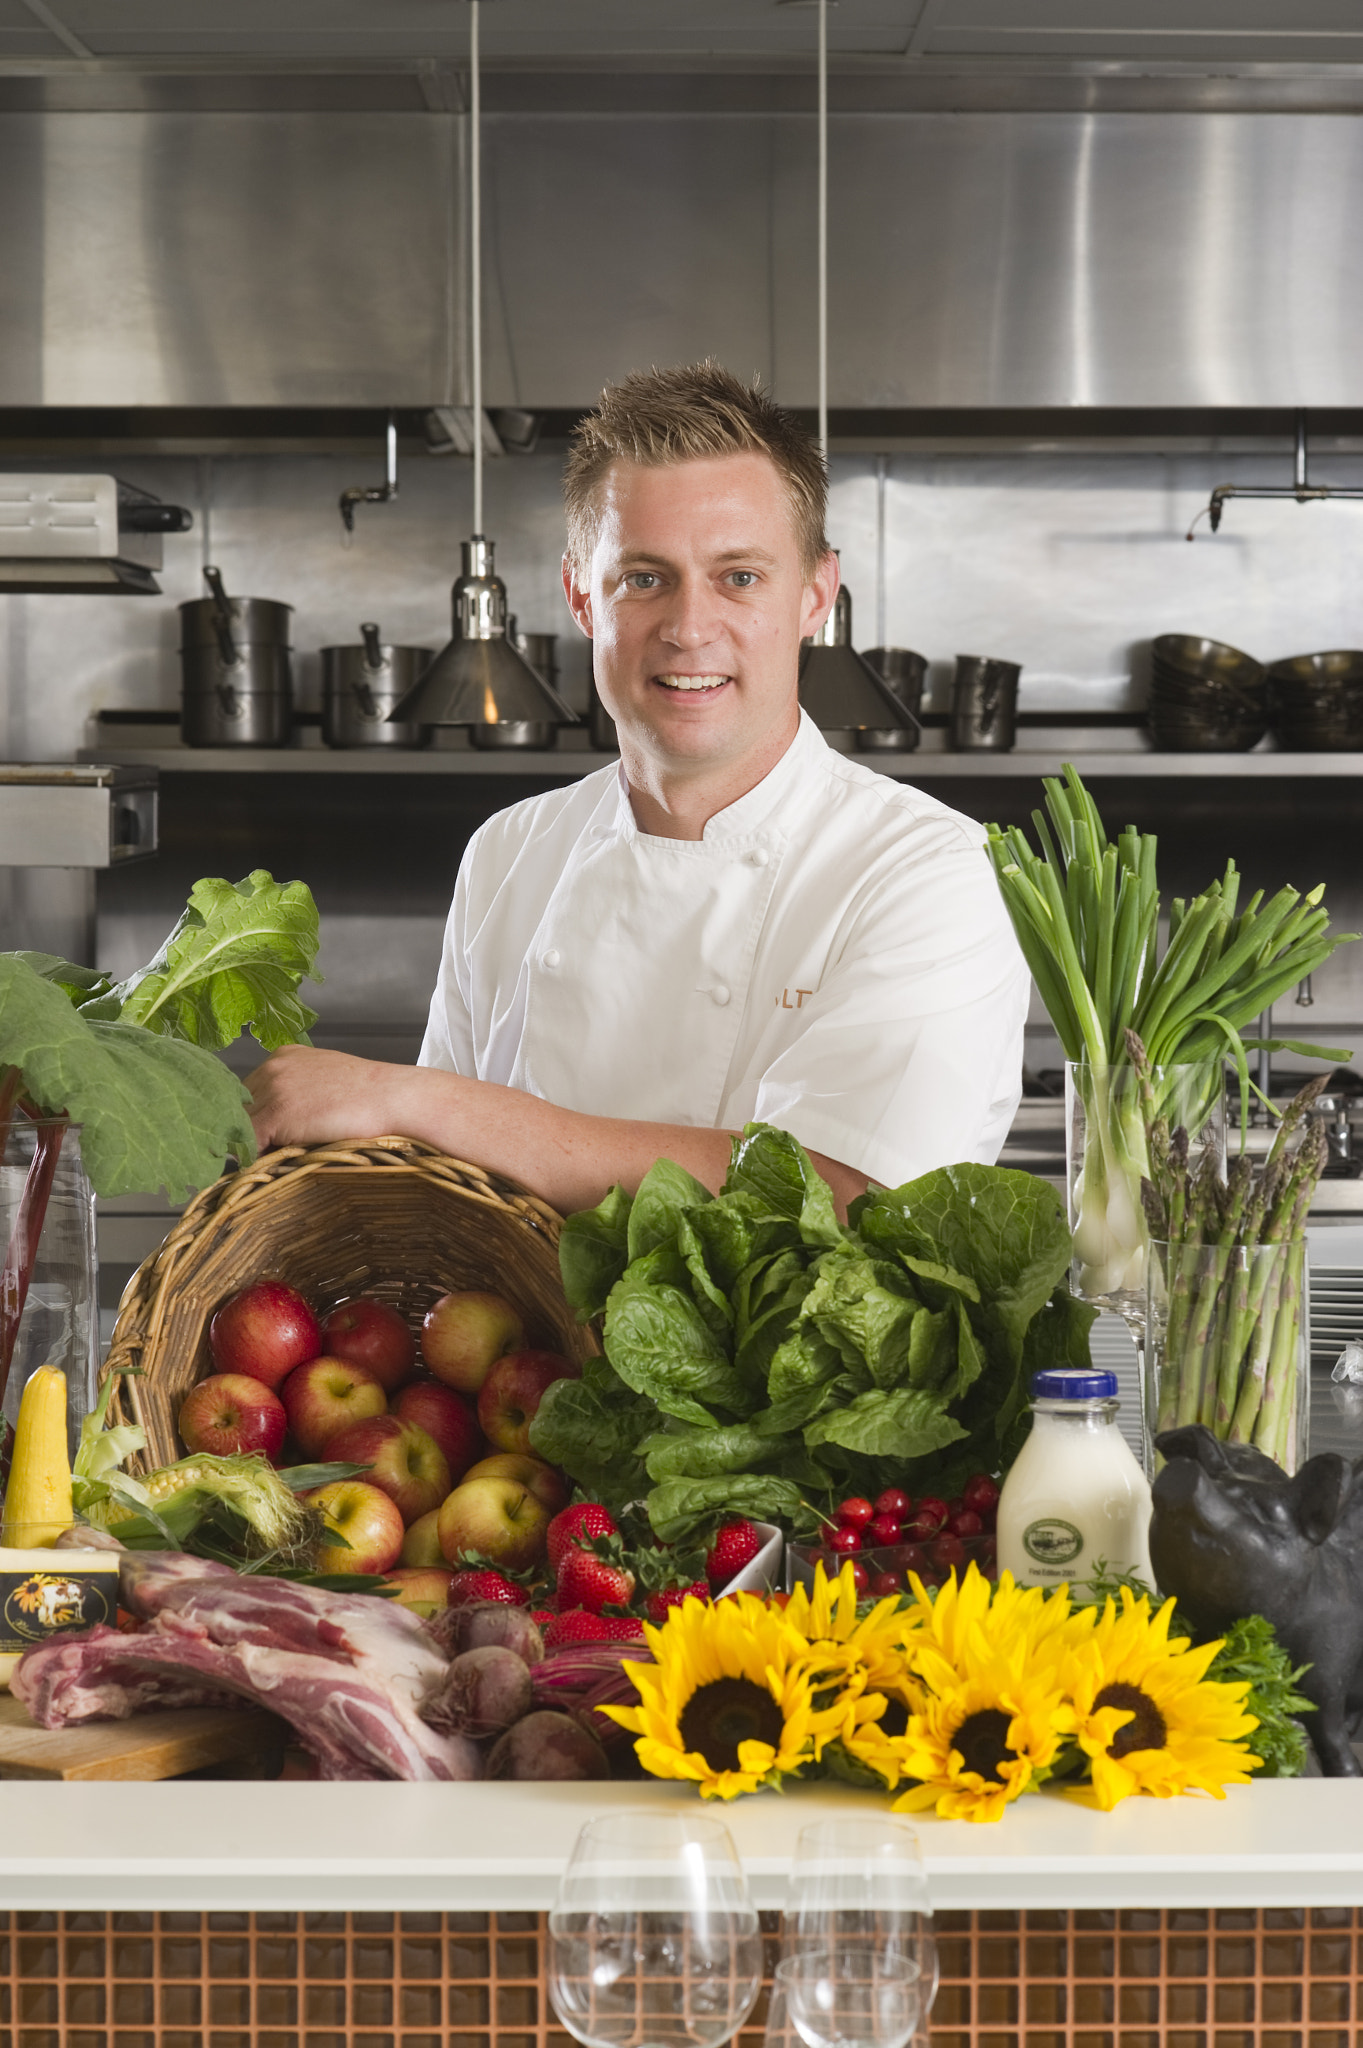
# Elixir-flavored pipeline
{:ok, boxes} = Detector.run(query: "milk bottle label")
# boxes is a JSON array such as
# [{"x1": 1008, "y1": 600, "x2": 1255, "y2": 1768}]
[{"x1": 1021, "y1": 1518, "x2": 1084, "y2": 1572}]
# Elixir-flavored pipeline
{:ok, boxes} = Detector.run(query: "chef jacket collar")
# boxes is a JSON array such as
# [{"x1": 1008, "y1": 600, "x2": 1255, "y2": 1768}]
[{"x1": 611, "y1": 708, "x2": 824, "y2": 848}]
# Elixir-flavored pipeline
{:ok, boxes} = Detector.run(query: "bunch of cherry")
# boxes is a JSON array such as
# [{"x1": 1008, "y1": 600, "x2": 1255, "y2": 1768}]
[{"x1": 819, "y1": 1473, "x2": 1000, "y2": 1595}]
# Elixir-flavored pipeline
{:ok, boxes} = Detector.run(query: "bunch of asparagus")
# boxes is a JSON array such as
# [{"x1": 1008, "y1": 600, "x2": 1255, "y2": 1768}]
[{"x1": 1133, "y1": 1030, "x2": 1327, "y2": 1470}]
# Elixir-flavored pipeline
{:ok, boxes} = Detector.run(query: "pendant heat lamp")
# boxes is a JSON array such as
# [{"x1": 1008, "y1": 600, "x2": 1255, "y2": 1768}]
[
  {"x1": 391, "y1": 1, "x2": 576, "y2": 739},
  {"x1": 797, "y1": 0, "x2": 915, "y2": 740}
]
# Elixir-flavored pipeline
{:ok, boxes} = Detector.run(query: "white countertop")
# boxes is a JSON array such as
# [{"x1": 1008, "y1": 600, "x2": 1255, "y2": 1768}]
[{"x1": 3, "y1": 1777, "x2": 1362, "y2": 1912}]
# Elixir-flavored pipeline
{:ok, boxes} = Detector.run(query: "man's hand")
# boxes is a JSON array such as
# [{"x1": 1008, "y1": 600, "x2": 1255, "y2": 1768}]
[{"x1": 246, "y1": 1046, "x2": 401, "y2": 1150}]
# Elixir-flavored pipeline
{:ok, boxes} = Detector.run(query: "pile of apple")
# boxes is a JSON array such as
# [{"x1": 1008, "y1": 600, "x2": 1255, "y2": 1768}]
[{"x1": 180, "y1": 1279, "x2": 580, "y2": 1605}]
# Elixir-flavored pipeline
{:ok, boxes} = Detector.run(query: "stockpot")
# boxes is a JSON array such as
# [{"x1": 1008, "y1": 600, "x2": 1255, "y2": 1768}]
[
  {"x1": 321, "y1": 624, "x2": 433, "y2": 749},
  {"x1": 950, "y1": 654, "x2": 1021, "y2": 751},
  {"x1": 179, "y1": 565, "x2": 292, "y2": 748}
]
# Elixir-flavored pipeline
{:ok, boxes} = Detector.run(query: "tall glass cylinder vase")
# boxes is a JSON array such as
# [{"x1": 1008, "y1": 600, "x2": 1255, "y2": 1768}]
[
  {"x1": 1065, "y1": 1060, "x2": 1226, "y2": 1324},
  {"x1": 1144, "y1": 1237, "x2": 1310, "y2": 1475},
  {"x1": 0, "y1": 1118, "x2": 98, "y2": 1493}
]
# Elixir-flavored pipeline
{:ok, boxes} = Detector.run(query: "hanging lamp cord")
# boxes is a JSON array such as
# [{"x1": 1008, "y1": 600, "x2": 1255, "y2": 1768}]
[{"x1": 818, "y1": 0, "x2": 828, "y2": 470}]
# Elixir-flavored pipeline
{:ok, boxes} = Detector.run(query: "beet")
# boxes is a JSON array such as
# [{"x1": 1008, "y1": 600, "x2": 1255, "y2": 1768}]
[
  {"x1": 423, "y1": 1647, "x2": 534, "y2": 1739},
  {"x1": 424, "y1": 1601, "x2": 544, "y2": 1667},
  {"x1": 486, "y1": 1709, "x2": 611, "y2": 1781}
]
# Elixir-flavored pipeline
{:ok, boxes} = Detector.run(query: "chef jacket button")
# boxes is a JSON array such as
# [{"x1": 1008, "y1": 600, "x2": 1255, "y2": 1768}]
[
  {"x1": 711, "y1": 984, "x2": 731, "y2": 1007},
  {"x1": 748, "y1": 848, "x2": 770, "y2": 867},
  {"x1": 542, "y1": 949, "x2": 561, "y2": 970}
]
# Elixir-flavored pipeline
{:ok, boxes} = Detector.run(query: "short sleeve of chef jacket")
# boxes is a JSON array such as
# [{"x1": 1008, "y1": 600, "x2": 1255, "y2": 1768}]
[{"x1": 419, "y1": 714, "x2": 1031, "y2": 1191}]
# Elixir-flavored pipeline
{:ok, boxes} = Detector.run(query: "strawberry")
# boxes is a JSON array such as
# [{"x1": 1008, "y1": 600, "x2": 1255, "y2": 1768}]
[
  {"x1": 556, "y1": 1539, "x2": 636, "y2": 1616},
  {"x1": 545, "y1": 1607, "x2": 644, "y2": 1648},
  {"x1": 645, "y1": 1581, "x2": 711, "y2": 1627},
  {"x1": 529, "y1": 1608, "x2": 557, "y2": 1631},
  {"x1": 447, "y1": 1567, "x2": 527, "y2": 1608},
  {"x1": 547, "y1": 1502, "x2": 618, "y2": 1574},
  {"x1": 706, "y1": 1517, "x2": 761, "y2": 1585}
]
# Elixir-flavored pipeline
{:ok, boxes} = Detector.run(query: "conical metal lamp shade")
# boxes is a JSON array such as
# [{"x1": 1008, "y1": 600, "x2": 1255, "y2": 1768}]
[
  {"x1": 390, "y1": 536, "x2": 578, "y2": 728},
  {"x1": 799, "y1": 584, "x2": 918, "y2": 731}
]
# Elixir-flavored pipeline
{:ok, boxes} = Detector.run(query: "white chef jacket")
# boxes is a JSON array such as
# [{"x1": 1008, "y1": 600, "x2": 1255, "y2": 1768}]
[{"x1": 419, "y1": 711, "x2": 1030, "y2": 1189}]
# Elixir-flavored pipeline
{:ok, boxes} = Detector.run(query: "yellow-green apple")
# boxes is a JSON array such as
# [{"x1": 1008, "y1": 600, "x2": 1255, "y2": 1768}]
[
  {"x1": 461, "y1": 1452, "x2": 569, "y2": 1514},
  {"x1": 437, "y1": 1475, "x2": 551, "y2": 1573},
  {"x1": 477, "y1": 1350, "x2": 581, "y2": 1456},
  {"x1": 281, "y1": 1355, "x2": 387, "y2": 1458},
  {"x1": 392, "y1": 1378, "x2": 483, "y2": 1481},
  {"x1": 320, "y1": 1296, "x2": 415, "y2": 1393},
  {"x1": 323, "y1": 1414, "x2": 451, "y2": 1525},
  {"x1": 209, "y1": 1281, "x2": 321, "y2": 1391},
  {"x1": 383, "y1": 1565, "x2": 456, "y2": 1616},
  {"x1": 421, "y1": 1290, "x2": 525, "y2": 1394},
  {"x1": 179, "y1": 1372, "x2": 287, "y2": 1460},
  {"x1": 401, "y1": 1507, "x2": 446, "y2": 1568},
  {"x1": 310, "y1": 1478, "x2": 404, "y2": 1574}
]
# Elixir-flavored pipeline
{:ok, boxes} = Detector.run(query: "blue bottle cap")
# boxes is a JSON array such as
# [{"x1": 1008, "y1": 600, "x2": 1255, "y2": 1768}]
[{"x1": 1031, "y1": 1368, "x2": 1119, "y2": 1400}]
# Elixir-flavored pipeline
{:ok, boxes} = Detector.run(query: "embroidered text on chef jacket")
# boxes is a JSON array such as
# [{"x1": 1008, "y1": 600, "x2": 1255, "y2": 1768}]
[{"x1": 419, "y1": 712, "x2": 1031, "y2": 1190}]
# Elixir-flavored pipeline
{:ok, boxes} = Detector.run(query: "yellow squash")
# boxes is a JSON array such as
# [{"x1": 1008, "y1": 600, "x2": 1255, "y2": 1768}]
[{"x1": 2, "y1": 1365, "x2": 73, "y2": 1548}]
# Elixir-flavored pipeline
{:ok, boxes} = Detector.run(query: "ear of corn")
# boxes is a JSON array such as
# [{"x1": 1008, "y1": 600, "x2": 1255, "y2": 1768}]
[
  {"x1": 85, "y1": 1451, "x2": 317, "y2": 1561},
  {"x1": 2, "y1": 1365, "x2": 73, "y2": 1548}
]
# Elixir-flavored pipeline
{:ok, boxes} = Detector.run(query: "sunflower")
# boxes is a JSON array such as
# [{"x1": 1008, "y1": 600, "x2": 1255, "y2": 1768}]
[
  {"x1": 1064, "y1": 1588, "x2": 1262, "y2": 1809},
  {"x1": 601, "y1": 1589, "x2": 848, "y2": 1799}
]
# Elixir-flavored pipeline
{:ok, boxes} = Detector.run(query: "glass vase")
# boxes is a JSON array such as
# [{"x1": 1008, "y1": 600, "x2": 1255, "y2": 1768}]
[
  {"x1": 1144, "y1": 1236, "x2": 1310, "y2": 1475},
  {"x1": 0, "y1": 1117, "x2": 98, "y2": 1497},
  {"x1": 1065, "y1": 1060, "x2": 1226, "y2": 1323}
]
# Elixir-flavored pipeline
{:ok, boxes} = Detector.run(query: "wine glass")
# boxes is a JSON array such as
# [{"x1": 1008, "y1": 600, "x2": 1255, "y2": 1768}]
[
  {"x1": 775, "y1": 1952, "x2": 921, "y2": 2048},
  {"x1": 783, "y1": 1818, "x2": 938, "y2": 2022},
  {"x1": 547, "y1": 1809, "x2": 765, "y2": 2048}
]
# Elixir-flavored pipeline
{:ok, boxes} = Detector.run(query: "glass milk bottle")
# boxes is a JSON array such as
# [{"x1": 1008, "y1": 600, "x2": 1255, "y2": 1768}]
[{"x1": 997, "y1": 1368, "x2": 1153, "y2": 1590}]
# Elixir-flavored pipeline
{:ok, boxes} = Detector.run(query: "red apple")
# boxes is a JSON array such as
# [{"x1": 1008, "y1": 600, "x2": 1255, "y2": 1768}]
[
  {"x1": 281, "y1": 1355, "x2": 387, "y2": 1458},
  {"x1": 179, "y1": 1372, "x2": 287, "y2": 1460},
  {"x1": 461, "y1": 1452, "x2": 570, "y2": 1514},
  {"x1": 437, "y1": 1474, "x2": 551, "y2": 1573},
  {"x1": 209, "y1": 1281, "x2": 321, "y2": 1391},
  {"x1": 383, "y1": 1565, "x2": 456, "y2": 1617},
  {"x1": 323, "y1": 1414, "x2": 452, "y2": 1526},
  {"x1": 320, "y1": 1296, "x2": 416, "y2": 1393},
  {"x1": 421, "y1": 1290, "x2": 525, "y2": 1394},
  {"x1": 401, "y1": 1508, "x2": 446, "y2": 1568},
  {"x1": 477, "y1": 1350, "x2": 581, "y2": 1456},
  {"x1": 392, "y1": 1379, "x2": 484, "y2": 1482},
  {"x1": 310, "y1": 1479, "x2": 405, "y2": 1575}
]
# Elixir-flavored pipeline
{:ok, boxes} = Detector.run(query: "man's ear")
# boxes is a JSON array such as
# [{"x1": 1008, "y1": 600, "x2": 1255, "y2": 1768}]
[
  {"x1": 562, "y1": 553, "x2": 593, "y2": 639},
  {"x1": 799, "y1": 548, "x2": 840, "y2": 640}
]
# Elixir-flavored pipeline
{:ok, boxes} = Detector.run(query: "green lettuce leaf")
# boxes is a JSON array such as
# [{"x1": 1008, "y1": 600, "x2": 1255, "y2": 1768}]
[
  {"x1": 0, "y1": 954, "x2": 256, "y2": 1200},
  {"x1": 647, "y1": 1472, "x2": 803, "y2": 1546},
  {"x1": 804, "y1": 1385, "x2": 966, "y2": 1461},
  {"x1": 88, "y1": 870, "x2": 320, "y2": 1051},
  {"x1": 799, "y1": 1243, "x2": 920, "y2": 1387},
  {"x1": 642, "y1": 1420, "x2": 784, "y2": 1482},
  {"x1": 724, "y1": 1123, "x2": 843, "y2": 1247},
  {"x1": 528, "y1": 1374, "x2": 653, "y2": 1507},
  {"x1": 627, "y1": 1157, "x2": 711, "y2": 1263},
  {"x1": 559, "y1": 1182, "x2": 632, "y2": 1320},
  {"x1": 604, "y1": 1250, "x2": 741, "y2": 1426}
]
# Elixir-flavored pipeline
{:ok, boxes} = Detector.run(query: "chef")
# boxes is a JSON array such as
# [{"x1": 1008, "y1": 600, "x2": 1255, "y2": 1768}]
[{"x1": 247, "y1": 361, "x2": 1030, "y2": 1217}]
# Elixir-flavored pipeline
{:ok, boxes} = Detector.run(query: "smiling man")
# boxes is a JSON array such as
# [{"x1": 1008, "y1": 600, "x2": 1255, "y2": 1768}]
[{"x1": 247, "y1": 362, "x2": 1029, "y2": 1215}]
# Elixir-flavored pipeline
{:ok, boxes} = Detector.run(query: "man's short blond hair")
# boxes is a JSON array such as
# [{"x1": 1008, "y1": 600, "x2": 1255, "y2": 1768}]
[{"x1": 563, "y1": 360, "x2": 829, "y2": 581}]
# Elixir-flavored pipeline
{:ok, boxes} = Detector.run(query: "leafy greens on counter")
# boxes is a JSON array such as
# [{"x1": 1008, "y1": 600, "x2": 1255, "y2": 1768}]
[{"x1": 531, "y1": 1123, "x2": 1095, "y2": 1542}]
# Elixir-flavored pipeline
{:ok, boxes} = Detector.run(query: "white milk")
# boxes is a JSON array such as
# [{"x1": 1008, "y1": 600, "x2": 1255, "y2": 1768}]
[{"x1": 997, "y1": 1369, "x2": 1153, "y2": 1589}]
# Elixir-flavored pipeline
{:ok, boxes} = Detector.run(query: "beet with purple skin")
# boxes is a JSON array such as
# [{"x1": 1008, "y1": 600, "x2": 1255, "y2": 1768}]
[
  {"x1": 485, "y1": 1709, "x2": 610, "y2": 1781},
  {"x1": 422, "y1": 1646, "x2": 534, "y2": 1739},
  {"x1": 424, "y1": 1601, "x2": 544, "y2": 1667}
]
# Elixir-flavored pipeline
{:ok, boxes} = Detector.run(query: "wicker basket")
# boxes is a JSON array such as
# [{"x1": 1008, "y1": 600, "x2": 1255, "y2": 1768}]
[{"x1": 103, "y1": 1137, "x2": 599, "y2": 1472}]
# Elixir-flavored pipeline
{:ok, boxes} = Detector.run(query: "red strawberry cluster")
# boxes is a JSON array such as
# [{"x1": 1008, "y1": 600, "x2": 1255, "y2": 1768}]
[
  {"x1": 443, "y1": 1505, "x2": 763, "y2": 1642},
  {"x1": 819, "y1": 1474, "x2": 1000, "y2": 1596}
]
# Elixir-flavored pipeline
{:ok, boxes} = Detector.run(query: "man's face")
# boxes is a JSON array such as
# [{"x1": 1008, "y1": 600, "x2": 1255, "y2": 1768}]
[{"x1": 563, "y1": 451, "x2": 836, "y2": 780}]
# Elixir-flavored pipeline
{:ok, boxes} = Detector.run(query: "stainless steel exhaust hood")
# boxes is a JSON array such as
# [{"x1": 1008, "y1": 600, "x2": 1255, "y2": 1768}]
[{"x1": 0, "y1": 476, "x2": 193, "y2": 593}]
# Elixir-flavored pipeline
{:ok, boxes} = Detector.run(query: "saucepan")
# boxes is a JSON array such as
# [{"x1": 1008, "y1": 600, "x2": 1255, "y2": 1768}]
[
  {"x1": 321, "y1": 623, "x2": 433, "y2": 749},
  {"x1": 179, "y1": 565, "x2": 293, "y2": 748}
]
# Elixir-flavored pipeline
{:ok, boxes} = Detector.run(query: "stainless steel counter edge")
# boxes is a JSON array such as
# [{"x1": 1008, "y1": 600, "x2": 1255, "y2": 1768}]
[{"x1": 2, "y1": 1778, "x2": 1362, "y2": 1912}]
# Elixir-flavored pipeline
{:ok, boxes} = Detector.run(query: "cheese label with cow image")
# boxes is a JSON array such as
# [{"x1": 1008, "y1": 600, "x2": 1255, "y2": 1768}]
[{"x1": 0, "y1": 1549, "x2": 119, "y2": 1661}]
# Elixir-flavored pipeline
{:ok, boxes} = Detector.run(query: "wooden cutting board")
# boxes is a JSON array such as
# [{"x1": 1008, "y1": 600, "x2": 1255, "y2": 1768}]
[{"x1": 0, "y1": 1692, "x2": 288, "y2": 1780}]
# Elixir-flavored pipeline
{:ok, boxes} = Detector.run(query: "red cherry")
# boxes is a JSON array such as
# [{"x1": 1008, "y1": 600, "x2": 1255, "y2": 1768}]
[
  {"x1": 949, "y1": 1508, "x2": 984, "y2": 1538},
  {"x1": 915, "y1": 1497, "x2": 949, "y2": 1537},
  {"x1": 979, "y1": 1534, "x2": 998, "y2": 1566},
  {"x1": 829, "y1": 1526, "x2": 862, "y2": 1554},
  {"x1": 866, "y1": 1514, "x2": 904, "y2": 1548},
  {"x1": 837, "y1": 1496, "x2": 875, "y2": 1529},
  {"x1": 873, "y1": 1488, "x2": 912, "y2": 1519},
  {"x1": 947, "y1": 1496, "x2": 965, "y2": 1517},
  {"x1": 963, "y1": 1473, "x2": 1001, "y2": 1514},
  {"x1": 931, "y1": 1532, "x2": 966, "y2": 1574},
  {"x1": 868, "y1": 1570, "x2": 901, "y2": 1598},
  {"x1": 848, "y1": 1561, "x2": 870, "y2": 1595},
  {"x1": 899, "y1": 1543, "x2": 928, "y2": 1578}
]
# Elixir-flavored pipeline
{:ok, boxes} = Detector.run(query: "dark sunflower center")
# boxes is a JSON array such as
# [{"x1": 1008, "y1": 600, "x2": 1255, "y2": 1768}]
[
  {"x1": 879, "y1": 1697, "x2": 910, "y2": 1740},
  {"x1": 953, "y1": 1707, "x2": 1017, "y2": 1783},
  {"x1": 1095, "y1": 1681, "x2": 1167, "y2": 1758},
  {"x1": 679, "y1": 1678, "x2": 784, "y2": 1774}
]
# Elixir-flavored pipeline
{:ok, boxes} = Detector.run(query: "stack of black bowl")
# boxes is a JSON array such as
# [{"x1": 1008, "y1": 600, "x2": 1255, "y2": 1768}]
[
  {"x1": 1266, "y1": 650, "x2": 1363, "y2": 750},
  {"x1": 1148, "y1": 634, "x2": 1268, "y2": 751}
]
